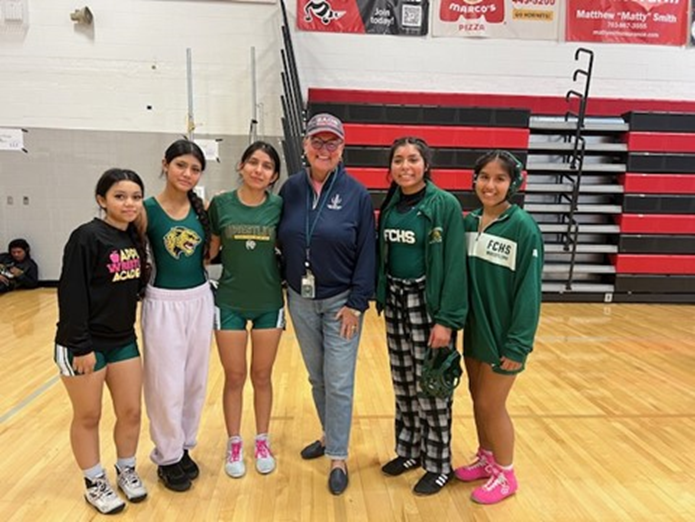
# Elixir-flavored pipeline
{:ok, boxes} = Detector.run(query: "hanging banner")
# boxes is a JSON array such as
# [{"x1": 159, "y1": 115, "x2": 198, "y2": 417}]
[
  {"x1": 566, "y1": 0, "x2": 689, "y2": 46},
  {"x1": 297, "y1": 0, "x2": 429, "y2": 35},
  {"x1": 432, "y1": 0, "x2": 560, "y2": 40}
]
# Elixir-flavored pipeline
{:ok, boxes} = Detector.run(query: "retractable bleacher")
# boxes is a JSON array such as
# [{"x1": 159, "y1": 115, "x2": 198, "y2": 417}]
[{"x1": 305, "y1": 89, "x2": 695, "y2": 303}]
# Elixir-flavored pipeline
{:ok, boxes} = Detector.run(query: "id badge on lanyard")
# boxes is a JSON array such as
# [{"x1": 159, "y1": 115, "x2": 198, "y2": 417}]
[{"x1": 301, "y1": 268, "x2": 315, "y2": 298}]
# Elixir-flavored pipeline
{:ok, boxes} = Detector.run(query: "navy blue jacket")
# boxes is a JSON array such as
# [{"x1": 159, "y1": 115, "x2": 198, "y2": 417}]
[{"x1": 278, "y1": 164, "x2": 376, "y2": 312}]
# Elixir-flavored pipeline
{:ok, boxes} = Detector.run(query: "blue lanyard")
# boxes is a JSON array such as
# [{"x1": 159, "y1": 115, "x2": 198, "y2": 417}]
[{"x1": 304, "y1": 169, "x2": 338, "y2": 266}]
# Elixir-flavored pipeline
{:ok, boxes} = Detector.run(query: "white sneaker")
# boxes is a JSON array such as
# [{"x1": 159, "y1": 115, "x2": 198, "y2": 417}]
[
  {"x1": 225, "y1": 438, "x2": 246, "y2": 478},
  {"x1": 116, "y1": 465, "x2": 148, "y2": 502},
  {"x1": 255, "y1": 437, "x2": 276, "y2": 475},
  {"x1": 84, "y1": 474, "x2": 126, "y2": 515}
]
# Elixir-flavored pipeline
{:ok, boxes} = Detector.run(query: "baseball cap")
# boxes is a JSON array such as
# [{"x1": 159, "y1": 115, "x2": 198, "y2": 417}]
[{"x1": 305, "y1": 113, "x2": 345, "y2": 140}]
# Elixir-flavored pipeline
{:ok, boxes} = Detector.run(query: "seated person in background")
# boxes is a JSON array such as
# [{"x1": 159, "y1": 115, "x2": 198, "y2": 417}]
[{"x1": 0, "y1": 238, "x2": 39, "y2": 293}]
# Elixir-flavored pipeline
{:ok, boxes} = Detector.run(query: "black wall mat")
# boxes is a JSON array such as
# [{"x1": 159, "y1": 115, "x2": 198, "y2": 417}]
[
  {"x1": 619, "y1": 234, "x2": 695, "y2": 254},
  {"x1": 615, "y1": 274, "x2": 695, "y2": 293},
  {"x1": 308, "y1": 102, "x2": 530, "y2": 128},
  {"x1": 622, "y1": 195, "x2": 695, "y2": 214},
  {"x1": 344, "y1": 147, "x2": 528, "y2": 168},
  {"x1": 612, "y1": 293, "x2": 695, "y2": 303},
  {"x1": 623, "y1": 111, "x2": 695, "y2": 133},
  {"x1": 626, "y1": 153, "x2": 695, "y2": 173}
]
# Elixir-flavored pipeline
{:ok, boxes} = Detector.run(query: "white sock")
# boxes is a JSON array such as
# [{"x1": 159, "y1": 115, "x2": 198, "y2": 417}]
[
  {"x1": 83, "y1": 463, "x2": 105, "y2": 481},
  {"x1": 116, "y1": 456, "x2": 136, "y2": 471}
]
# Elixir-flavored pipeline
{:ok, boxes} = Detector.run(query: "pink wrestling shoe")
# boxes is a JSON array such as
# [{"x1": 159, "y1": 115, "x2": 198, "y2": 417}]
[
  {"x1": 471, "y1": 465, "x2": 518, "y2": 505},
  {"x1": 454, "y1": 448, "x2": 494, "y2": 482}
]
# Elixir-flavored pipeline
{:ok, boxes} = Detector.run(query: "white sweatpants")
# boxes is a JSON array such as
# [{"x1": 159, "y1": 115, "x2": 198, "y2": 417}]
[{"x1": 142, "y1": 282, "x2": 214, "y2": 466}]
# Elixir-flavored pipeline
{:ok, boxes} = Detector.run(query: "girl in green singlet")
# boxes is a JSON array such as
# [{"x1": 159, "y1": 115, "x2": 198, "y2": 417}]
[
  {"x1": 208, "y1": 141, "x2": 284, "y2": 479},
  {"x1": 140, "y1": 139, "x2": 214, "y2": 493}
]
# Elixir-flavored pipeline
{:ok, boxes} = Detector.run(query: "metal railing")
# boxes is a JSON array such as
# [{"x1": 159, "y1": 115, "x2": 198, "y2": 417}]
[
  {"x1": 561, "y1": 48, "x2": 594, "y2": 289},
  {"x1": 279, "y1": 0, "x2": 305, "y2": 175}
]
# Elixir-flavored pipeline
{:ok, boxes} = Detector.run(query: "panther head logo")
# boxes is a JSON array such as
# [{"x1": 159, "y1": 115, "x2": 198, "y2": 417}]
[
  {"x1": 163, "y1": 226, "x2": 202, "y2": 259},
  {"x1": 429, "y1": 227, "x2": 444, "y2": 244}
]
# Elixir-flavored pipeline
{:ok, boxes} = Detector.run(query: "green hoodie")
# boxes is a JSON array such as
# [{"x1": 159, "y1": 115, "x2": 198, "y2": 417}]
[
  {"x1": 376, "y1": 182, "x2": 468, "y2": 330},
  {"x1": 464, "y1": 205, "x2": 544, "y2": 367}
]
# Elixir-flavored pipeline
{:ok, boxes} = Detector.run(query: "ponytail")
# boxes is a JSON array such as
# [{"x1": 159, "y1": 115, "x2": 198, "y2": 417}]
[
  {"x1": 187, "y1": 189, "x2": 211, "y2": 260},
  {"x1": 378, "y1": 181, "x2": 400, "y2": 229}
]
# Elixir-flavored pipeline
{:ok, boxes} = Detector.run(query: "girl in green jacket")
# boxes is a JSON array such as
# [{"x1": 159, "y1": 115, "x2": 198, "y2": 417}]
[
  {"x1": 455, "y1": 150, "x2": 544, "y2": 505},
  {"x1": 376, "y1": 137, "x2": 467, "y2": 496}
]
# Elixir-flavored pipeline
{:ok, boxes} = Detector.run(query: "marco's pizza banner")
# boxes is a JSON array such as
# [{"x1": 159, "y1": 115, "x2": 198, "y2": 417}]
[
  {"x1": 297, "y1": 0, "x2": 429, "y2": 35},
  {"x1": 566, "y1": 0, "x2": 689, "y2": 46},
  {"x1": 432, "y1": 0, "x2": 560, "y2": 40}
]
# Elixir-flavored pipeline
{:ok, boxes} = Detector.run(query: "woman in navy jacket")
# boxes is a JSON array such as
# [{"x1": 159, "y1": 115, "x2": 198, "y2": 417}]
[{"x1": 278, "y1": 113, "x2": 375, "y2": 496}]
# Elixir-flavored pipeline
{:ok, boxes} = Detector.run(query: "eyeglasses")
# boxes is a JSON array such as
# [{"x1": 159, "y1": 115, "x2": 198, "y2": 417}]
[{"x1": 309, "y1": 137, "x2": 343, "y2": 153}]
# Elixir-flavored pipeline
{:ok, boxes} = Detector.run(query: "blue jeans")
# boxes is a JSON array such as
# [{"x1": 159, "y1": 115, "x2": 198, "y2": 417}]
[{"x1": 287, "y1": 287, "x2": 363, "y2": 460}]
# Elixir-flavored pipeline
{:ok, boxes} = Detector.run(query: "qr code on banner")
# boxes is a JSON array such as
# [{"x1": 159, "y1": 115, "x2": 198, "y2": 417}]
[{"x1": 402, "y1": 4, "x2": 422, "y2": 28}]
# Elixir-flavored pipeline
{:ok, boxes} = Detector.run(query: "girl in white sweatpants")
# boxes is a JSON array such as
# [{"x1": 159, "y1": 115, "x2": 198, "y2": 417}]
[
  {"x1": 141, "y1": 139, "x2": 214, "y2": 492},
  {"x1": 142, "y1": 284, "x2": 213, "y2": 463}
]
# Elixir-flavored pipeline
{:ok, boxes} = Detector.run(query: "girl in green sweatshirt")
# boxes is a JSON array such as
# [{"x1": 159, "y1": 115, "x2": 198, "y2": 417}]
[{"x1": 455, "y1": 150, "x2": 543, "y2": 505}]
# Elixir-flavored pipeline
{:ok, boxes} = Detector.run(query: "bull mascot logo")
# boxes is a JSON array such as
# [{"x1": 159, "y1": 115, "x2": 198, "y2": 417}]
[{"x1": 304, "y1": 0, "x2": 346, "y2": 25}]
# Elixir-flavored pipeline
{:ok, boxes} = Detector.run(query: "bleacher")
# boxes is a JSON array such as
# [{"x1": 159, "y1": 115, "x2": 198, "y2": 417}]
[
  {"x1": 301, "y1": 90, "x2": 695, "y2": 304},
  {"x1": 613, "y1": 112, "x2": 695, "y2": 302}
]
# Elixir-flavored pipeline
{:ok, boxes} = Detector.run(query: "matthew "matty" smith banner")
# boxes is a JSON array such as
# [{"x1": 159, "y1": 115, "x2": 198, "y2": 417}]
[{"x1": 566, "y1": 0, "x2": 689, "y2": 46}]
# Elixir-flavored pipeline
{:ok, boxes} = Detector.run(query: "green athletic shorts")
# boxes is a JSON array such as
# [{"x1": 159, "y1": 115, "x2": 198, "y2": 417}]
[
  {"x1": 54, "y1": 341, "x2": 140, "y2": 377},
  {"x1": 491, "y1": 360, "x2": 526, "y2": 376},
  {"x1": 214, "y1": 306, "x2": 286, "y2": 331}
]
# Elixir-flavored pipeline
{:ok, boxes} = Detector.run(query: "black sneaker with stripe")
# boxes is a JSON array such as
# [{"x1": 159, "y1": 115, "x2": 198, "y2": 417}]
[
  {"x1": 381, "y1": 456, "x2": 419, "y2": 477},
  {"x1": 413, "y1": 471, "x2": 452, "y2": 495}
]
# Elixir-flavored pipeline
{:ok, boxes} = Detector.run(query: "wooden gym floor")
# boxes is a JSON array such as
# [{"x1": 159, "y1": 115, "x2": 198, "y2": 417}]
[{"x1": 0, "y1": 289, "x2": 694, "y2": 521}]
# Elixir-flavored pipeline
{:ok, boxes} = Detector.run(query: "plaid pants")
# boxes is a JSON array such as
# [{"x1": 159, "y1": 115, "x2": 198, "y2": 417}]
[{"x1": 385, "y1": 276, "x2": 454, "y2": 474}]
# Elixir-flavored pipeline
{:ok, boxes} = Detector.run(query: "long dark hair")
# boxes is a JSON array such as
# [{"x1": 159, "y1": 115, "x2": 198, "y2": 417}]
[
  {"x1": 95, "y1": 168, "x2": 149, "y2": 288},
  {"x1": 379, "y1": 137, "x2": 433, "y2": 222},
  {"x1": 240, "y1": 141, "x2": 282, "y2": 187},
  {"x1": 163, "y1": 139, "x2": 211, "y2": 259}
]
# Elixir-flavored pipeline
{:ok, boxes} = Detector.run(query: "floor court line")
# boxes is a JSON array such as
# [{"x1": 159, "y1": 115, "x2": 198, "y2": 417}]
[{"x1": 0, "y1": 376, "x2": 59, "y2": 424}]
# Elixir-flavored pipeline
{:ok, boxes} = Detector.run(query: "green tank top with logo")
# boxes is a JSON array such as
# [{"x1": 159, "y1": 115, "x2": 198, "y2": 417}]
[
  {"x1": 383, "y1": 205, "x2": 427, "y2": 280},
  {"x1": 145, "y1": 197, "x2": 207, "y2": 289}
]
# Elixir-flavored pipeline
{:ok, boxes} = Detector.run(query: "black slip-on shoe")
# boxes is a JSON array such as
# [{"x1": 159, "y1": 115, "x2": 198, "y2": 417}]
[
  {"x1": 300, "y1": 440, "x2": 326, "y2": 460},
  {"x1": 328, "y1": 466, "x2": 349, "y2": 496}
]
